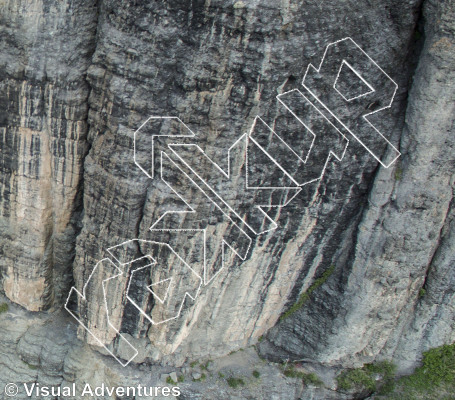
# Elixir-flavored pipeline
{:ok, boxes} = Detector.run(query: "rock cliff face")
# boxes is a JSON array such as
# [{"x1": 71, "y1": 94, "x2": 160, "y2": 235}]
[
  {"x1": 0, "y1": 0, "x2": 97, "y2": 310},
  {"x1": 0, "y1": 0, "x2": 454, "y2": 398},
  {"x1": 262, "y1": 0, "x2": 455, "y2": 374}
]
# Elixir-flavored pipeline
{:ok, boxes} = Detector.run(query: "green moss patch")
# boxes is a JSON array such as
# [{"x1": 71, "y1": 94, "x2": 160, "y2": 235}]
[
  {"x1": 337, "y1": 361, "x2": 396, "y2": 394},
  {"x1": 281, "y1": 265, "x2": 335, "y2": 320},
  {"x1": 378, "y1": 343, "x2": 455, "y2": 399}
]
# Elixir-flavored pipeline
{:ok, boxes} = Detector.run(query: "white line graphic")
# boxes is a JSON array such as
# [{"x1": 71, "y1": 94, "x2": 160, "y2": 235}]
[{"x1": 65, "y1": 37, "x2": 400, "y2": 366}]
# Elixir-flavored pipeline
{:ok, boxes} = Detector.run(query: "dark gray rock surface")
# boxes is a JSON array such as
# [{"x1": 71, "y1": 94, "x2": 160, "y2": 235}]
[{"x1": 0, "y1": 0, "x2": 453, "y2": 398}]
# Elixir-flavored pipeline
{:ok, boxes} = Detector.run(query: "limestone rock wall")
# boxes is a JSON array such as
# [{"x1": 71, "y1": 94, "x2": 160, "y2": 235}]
[
  {"x1": 73, "y1": 0, "x2": 426, "y2": 367},
  {"x1": 0, "y1": 0, "x2": 453, "y2": 385},
  {"x1": 0, "y1": 0, "x2": 96, "y2": 310},
  {"x1": 260, "y1": 0, "x2": 455, "y2": 374}
]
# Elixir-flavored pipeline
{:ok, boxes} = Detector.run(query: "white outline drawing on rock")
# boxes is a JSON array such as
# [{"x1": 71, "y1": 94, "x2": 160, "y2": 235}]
[{"x1": 65, "y1": 37, "x2": 400, "y2": 366}]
